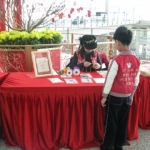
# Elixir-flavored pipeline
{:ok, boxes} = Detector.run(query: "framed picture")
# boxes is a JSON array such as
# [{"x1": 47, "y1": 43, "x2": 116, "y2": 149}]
[
  {"x1": 31, "y1": 50, "x2": 53, "y2": 77},
  {"x1": 37, "y1": 46, "x2": 62, "y2": 70}
]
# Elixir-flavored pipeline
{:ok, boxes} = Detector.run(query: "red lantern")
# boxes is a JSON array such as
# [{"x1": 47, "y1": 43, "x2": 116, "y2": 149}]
[
  {"x1": 70, "y1": 8, "x2": 74, "y2": 14},
  {"x1": 80, "y1": 7, "x2": 83, "y2": 11},
  {"x1": 58, "y1": 13, "x2": 64, "y2": 19},
  {"x1": 77, "y1": 8, "x2": 80, "y2": 12},
  {"x1": 52, "y1": 18, "x2": 55, "y2": 22},
  {"x1": 68, "y1": 14, "x2": 71, "y2": 18},
  {"x1": 87, "y1": 10, "x2": 91, "y2": 17}
]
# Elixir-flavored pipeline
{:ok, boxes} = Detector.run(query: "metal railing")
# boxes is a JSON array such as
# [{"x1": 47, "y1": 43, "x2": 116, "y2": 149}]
[
  {"x1": 0, "y1": 40, "x2": 115, "y2": 72},
  {"x1": 49, "y1": 14, "x2": 140, "y2": 29}
]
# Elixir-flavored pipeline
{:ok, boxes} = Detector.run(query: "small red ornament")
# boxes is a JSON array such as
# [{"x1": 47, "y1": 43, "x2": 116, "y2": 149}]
[
  {"x1": 77, "y1": 8, "x2": 80, "y2": 12},
  {"x1": 87, "y1": 10, "x2": 91, "y2": 17},
  {"x1": 52, "y1": 18, "x2": 55, "y2": 22},
  {"x1": 58, "y1": 13, "x2": 64, "y2": 19},
  {"x1": 68, "y1": 14, "x2": 71, "y2": 18},
  {"x1": 70, "y1": 8, "x2": 74, "y2": 14},
  {"x1": 80, "y1": 7, "x2": 83, "y2": 11}
]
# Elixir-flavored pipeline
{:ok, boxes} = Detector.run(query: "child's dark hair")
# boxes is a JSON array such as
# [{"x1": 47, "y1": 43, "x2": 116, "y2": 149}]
[{"x1": 113, "y1": 26, "x2": 132, "y2": 46}]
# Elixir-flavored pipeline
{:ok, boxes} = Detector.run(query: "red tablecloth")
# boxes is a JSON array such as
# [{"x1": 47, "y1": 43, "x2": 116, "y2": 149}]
[
  {"x1": 138, "y1": 75, "x2": 150, "y2": 129},
  {"x1": 0, "y1": 73, "x2": 9, "y2": 138},
  {"x1": 0, "y1": 72, "x2": 140, "y2": 150},
  {"x1": 0, "y1": 73, "x2": 8, "y2": 84},
  {"x1": 0, "y1": 72, "x2": 105, "y2": 150},
  {"x1": 127, "y1": 86, "x2": 140, "y2": 140}
]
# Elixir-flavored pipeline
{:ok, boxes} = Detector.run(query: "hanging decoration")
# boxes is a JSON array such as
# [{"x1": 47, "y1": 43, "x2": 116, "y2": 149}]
[
  {"x1": 87, "y1": 10, "x2": 91, "y2": 17},
  {"x1": 70, "y1": 8, "x2": 74, "y2": 14},
  {"x1": 73, "y1": 1, "x2": 76, "y2": 5},
  {"x1": 68, "y1": 14, "x2": 71, "y2": 18},
  {"x1": 52, "y1": 18, "x2": 55, "y2": 22},
  {"x1": 50, "y1": 2, "x2": 85, "y2": 23},
  {"x1": 80, "y1": 7, "x2": 83, "y2": 11},
  {"x1": 77, "y1": 7, "x2": 83, "y2": 13},
  {"x1": 58, "y1": 13, "x2": 64, "y2": 19}
]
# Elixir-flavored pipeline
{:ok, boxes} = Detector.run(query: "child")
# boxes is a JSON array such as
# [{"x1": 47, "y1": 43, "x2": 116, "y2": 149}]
[
  {"x1": 66, "y1": 35, "x2": 102, "y2": 72},
  {"x1": 100, "y1": 26, "x2": 140, "y2": 150}
]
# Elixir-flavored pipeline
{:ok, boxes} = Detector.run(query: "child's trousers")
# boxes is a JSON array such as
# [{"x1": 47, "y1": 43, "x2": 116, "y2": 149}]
[{"x1": 102, "y1": 95, "x2": 131, "y2": 147}]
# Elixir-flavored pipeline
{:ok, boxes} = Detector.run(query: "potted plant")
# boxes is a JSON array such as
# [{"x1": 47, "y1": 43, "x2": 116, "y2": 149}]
[{"x1": 0, "y1": 29, "x2": 63, "y2": 72}]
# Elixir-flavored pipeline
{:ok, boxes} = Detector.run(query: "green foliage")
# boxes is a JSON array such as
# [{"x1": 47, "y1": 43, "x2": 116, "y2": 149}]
[{"x1": 0, "y1": 29, "x2": 63, "y2": 45}]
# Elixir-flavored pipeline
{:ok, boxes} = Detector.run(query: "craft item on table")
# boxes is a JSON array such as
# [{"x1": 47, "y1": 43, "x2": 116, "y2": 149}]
[
  {"x1": 81, "y1": 78, "x2": 93, "y2": 83},
  {"x1": 91, "y1": 58, "x2": 101, "y2": 69},
  {"x1": 48, "y1": 78, "x2": 64, "y2": 83},
  {"x1": 61, "y1": 74, "x2": 72, "y2": 78},
  {"x1": 57, "y1": 69, "x2": 64, "y2": 75},
  {"x1": 57, "y1": 67, "x2": 72, "y2": 76},
  {"x1": 64, "y1": 78, "x2": 78, "y2": 84},
  {"x1": 61, "y1": 68, "x2": 72, "y2": 78},
  {"x1": 92, "y1": 63, "x2": 100, "y2": 69},
  {"x1": 66, "y1": 68, "x2": 73, "y2": 76},
  {"x1": 73, "y1": 66, "x2": 80, "y2": 76},
  {"x1": 80, "y1": 73, "x2": 92, "y2": 79}
]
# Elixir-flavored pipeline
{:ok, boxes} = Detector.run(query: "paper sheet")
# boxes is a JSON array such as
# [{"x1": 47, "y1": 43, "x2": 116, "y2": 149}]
[{"x1": 93, "y1": 78, "x2": 105, "y2": 83}]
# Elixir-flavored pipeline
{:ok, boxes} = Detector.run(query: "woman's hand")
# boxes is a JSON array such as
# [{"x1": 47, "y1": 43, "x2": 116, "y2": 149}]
[
  {"x1": 84, "y1": 61, "x2": 91, "y2": 67},
  {"x1": 92, "y1": 63, "x2": 100, "y2": 69}
]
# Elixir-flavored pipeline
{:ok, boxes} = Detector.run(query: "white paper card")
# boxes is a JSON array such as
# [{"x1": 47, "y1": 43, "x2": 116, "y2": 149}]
[
  {"x1": 81, "y1": 78, "x2": 93, "y2": 83},
  {"x1": 80, "y1": 73, "x2": 92, "y2": 78},
  {"x1": 61, "y1": 74, "x2": 72, "y2": 78},
  {"x1": 102, "y1": 63, "x2": 106, "y2": 69},
  {"x1": 64, "y1": 79, "x2": 78, "y2": 84},
  {"x1": 93, "y1": 78, "x2": 105, "y2": 83},
  {"x1": 48, "y1": 78, "x2": 63, "y2": 83}
]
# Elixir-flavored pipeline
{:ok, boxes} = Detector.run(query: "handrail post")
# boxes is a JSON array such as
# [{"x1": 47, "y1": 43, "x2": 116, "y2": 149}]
[
  {"x1": 25, "y1": 45, "x2": 33, "y2": 72},
  {"x1": 108, "y1": 36, "x2": 113, "y2": 59},
  {"x1": 71, "y1": 33, "x2": 74, "y2": 55}
]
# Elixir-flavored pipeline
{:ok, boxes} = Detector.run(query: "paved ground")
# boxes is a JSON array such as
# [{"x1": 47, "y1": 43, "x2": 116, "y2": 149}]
[{"x1": 0, "y1": 128, "x2": 150, "y2": 150}]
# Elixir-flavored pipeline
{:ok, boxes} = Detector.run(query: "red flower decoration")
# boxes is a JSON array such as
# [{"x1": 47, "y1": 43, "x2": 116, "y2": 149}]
[
  {"x1": 87, "y1": 10, "x2": 91, "y2": 17},
  {"x1": 77, "y1": 8, "x2": 80, "y2": 12},
  {"x1": 68, "y1": 14, "x2": 71, "y2": 18},
  {"x1": 52, "y1": 18, "x2": 55, "y2": 22},
  {"x1": 58, "y1": 13, "x2": 64, "y2": 19},
  {"x1": 80, "y1": 7, "x2": 83, "y2": 11},
  {"x1": 70, "y1": 8, "x2": 74, "y2": 14}
]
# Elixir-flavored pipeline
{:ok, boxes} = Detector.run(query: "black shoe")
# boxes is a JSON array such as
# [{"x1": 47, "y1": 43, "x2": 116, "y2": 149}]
[
  {"x1": 100, "y1": 144, "x2": 105, "y2": 150},
  {"x1": 100, "y1": 145, "x2": 102, "y2": 150},
  {"x1": 114, "y1": 146, "x2": 123, "y2": 150},
  {"x1": 100, "y1": 144, "x2": 114, "y2": 150}
]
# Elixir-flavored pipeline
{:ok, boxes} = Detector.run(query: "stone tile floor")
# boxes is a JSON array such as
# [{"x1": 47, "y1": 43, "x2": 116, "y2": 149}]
[{"x1": 0, "y1": 128, "x2": 150, "y2": 150}]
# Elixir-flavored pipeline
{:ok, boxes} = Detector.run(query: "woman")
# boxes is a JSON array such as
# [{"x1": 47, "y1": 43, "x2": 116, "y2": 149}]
[{"x1": 67, "y1": 35, "x2": 102, "y2": 72}]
